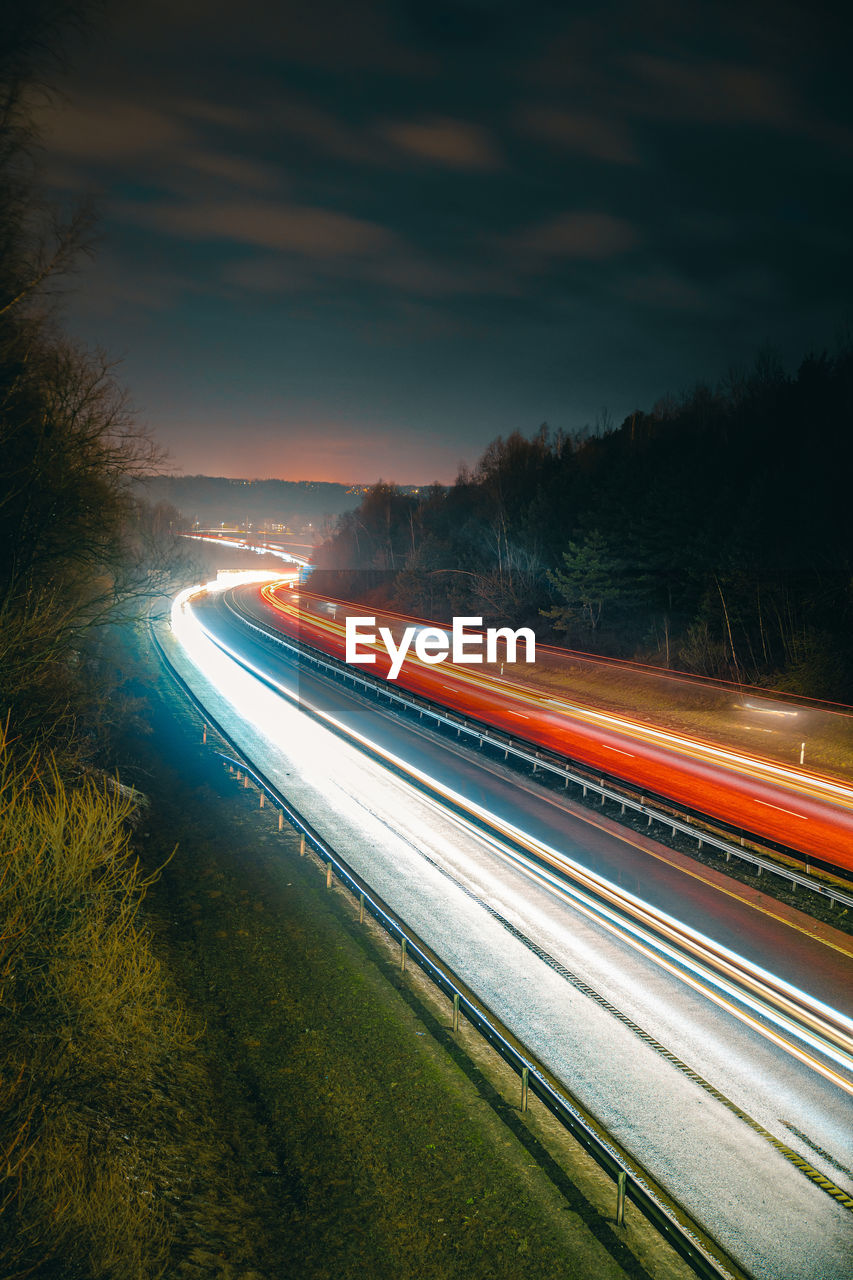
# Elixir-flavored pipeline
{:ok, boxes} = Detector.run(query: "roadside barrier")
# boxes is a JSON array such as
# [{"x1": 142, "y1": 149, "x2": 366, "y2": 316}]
[
  {"x1": 151, "y1": 619, "x2": 748, "y2": 1280},
  {"x1": 221, "y1": 595, "x2": 853, "y2": 913}
]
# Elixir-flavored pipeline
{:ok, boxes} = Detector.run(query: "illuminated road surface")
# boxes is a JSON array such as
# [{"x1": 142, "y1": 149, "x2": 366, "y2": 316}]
[
  {"x1": 255, "y1": 584, "x2": 853, "y2": 872},
  {"x1": 166, "y1": 579, "x2": 853, "y2": 1280}
]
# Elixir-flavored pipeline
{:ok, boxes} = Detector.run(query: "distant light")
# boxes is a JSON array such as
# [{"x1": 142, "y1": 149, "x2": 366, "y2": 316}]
[{"x1": 738, "y1": 703, "x2": 799, "y2": 718}]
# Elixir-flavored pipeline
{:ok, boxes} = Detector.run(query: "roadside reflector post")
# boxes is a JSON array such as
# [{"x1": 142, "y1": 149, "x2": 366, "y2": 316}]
[
  {"x1": 452, "y1": 993, "x2": 459, "y2": 1033},
  {"x1": 616, "y1": 1171, "x2": 627, "y2": 1227},
  {"x1": 800, "y1": 741, "x2": 805, "y2": 765},
  {"x1": 359, "y1": 893, "x2": 365, "y2": 924},
  {"x1": 299, "y1": 834, "x2": 305, "y2": 857},
  {"x1": 326, "y1": 861, "x2": 332, "y2": 889},
  {"x1": 202, "y1": 723, "x2": 207, "y2": 744},
  {"x1": 243, "y1": 774, "x2": 249, "y2": 789},
  {"x1": 259, "y1": 792, "x2": 264, "y2": 808},
  {"x1": 521, "y1": 1066, "x2": 529, "y2": 1113},
  {"x1": 401, "y1": 937, "x2": 407, "y2": 973},
  {"x1": 278, "y1": 811, "x2": 284, "y2": 830}
]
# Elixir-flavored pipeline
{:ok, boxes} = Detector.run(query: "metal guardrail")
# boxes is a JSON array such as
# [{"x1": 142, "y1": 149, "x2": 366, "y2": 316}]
[
  {"x1": 220, "y1": 597, "x2": 853, "y2": 914},
  {"x1": 151, "y1": 619, "x2": 748, "y2": 1280}
]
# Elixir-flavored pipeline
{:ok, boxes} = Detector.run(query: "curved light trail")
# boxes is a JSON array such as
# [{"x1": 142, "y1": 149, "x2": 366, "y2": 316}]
[
  {"x1": 171, "y1": 578, "x2": 853, "y2": 1100},
  {"x1": 254, "y1": 583, "x2": 853, "y2": 871}
]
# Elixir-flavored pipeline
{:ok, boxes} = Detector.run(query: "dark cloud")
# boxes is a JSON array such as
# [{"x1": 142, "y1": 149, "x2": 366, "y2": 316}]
[
  {"x1": 130, "y1": 199, "x2": 398, "y2": 257},
  {"x1": 32, "y1": 0, "x2": 853, "y2": 482},
  {"x1": 517, "y1": 212, "x2": 639, "y2": 261},
  {"x1": 40, "y1": 96, "x2": 191, "y2": 162},
  {"x1": 382, "y1": 116, "x2": 503, "y2": 169},
  {"x1": 516, "y1": 107, "x2": 641, "y2": 166}
]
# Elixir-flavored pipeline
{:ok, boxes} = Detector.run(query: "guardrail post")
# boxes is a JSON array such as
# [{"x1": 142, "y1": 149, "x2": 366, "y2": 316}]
[
  {"x1": 299, "y1": 834, "x2": 305, "y2": 857},
  {"x1": 452, "y1": 993, "x2": 459, "y2": 1032},
  {"x1": 326, "y1": 861, "x2": 332, "y2": 889},
  {"x1": 401, "y1": 937, "x2": 407, "y2": 973},
  {"x1": 202, "y1": 723, "x2": 207, "y2": 744},
  {"x1": 359, "y1": 893, "x2": 365, "y2": 924},
  {"x1": 521, "y1": 1066, "x2": 529, "y2": 1112},
  {"x1": 243, "y1": 774, "x2": 249, "y2": 789},
  {"x1": 278, "y1": 811, "x2": 284, "y2": 830},
  {"x1": 616, "y1": 1171, "x2": 627, "y2": 1227},
  {"x1": 259, "y1": 792, "x2": 264, "y2": 808}
]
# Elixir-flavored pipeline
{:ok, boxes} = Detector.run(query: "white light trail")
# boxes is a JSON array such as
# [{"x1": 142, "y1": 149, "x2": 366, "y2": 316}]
[{"x1": 170, "y1": 585, "x2": 853, "y2": 1097}]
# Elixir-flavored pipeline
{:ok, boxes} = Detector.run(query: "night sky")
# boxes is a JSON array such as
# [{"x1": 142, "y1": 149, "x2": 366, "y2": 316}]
[{"x1": 40, "y1": 0, "x2": 853, "y2": 483}]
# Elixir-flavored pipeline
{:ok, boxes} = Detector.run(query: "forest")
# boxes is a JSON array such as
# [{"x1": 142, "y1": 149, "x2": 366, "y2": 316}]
[
  {"x1": 314, "y1": 349, "x2": 853, "y2": 700},
  {"x1": 0, "y1": 8, "x2": 207, "y2": 1274}
]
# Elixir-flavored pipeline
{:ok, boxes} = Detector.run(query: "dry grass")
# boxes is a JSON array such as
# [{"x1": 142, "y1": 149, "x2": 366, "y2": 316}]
[
  {"x1": 0, "y1": 727, "x2": 189, "y2": 1279},
  {"x1": 508, "y1": 656, "x2": 853, "y2": 780}
]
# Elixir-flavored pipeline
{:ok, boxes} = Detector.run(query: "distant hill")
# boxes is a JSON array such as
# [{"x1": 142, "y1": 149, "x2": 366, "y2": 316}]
[{"x1": 132, "y1": 474, "x2": 359, "y2": 535}]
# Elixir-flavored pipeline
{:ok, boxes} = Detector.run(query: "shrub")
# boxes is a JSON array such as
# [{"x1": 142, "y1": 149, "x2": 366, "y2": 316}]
[{"x1": 0, "y1": 725, "x2": 188, "y2": 1278}]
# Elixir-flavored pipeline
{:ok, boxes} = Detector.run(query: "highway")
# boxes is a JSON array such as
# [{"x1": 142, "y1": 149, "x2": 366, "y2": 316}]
[
  {"x1": 254, "y1": 583, "x2": 853, "y2": 873},
  {"x1": 167, "y1": 576, "x2": 853, "y2": 1280}
]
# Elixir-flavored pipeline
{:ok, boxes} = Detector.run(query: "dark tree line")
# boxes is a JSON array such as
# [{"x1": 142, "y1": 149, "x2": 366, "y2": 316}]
[
  {"x1": 0, "y1": 1, "x2": 191, "y2": 757},
  {"x1": 0, "y1": 12, "x2": 215, "y2": 1279},
  {"x1": 315, "y1": 349, "x2": 853, "y2": 699}
]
